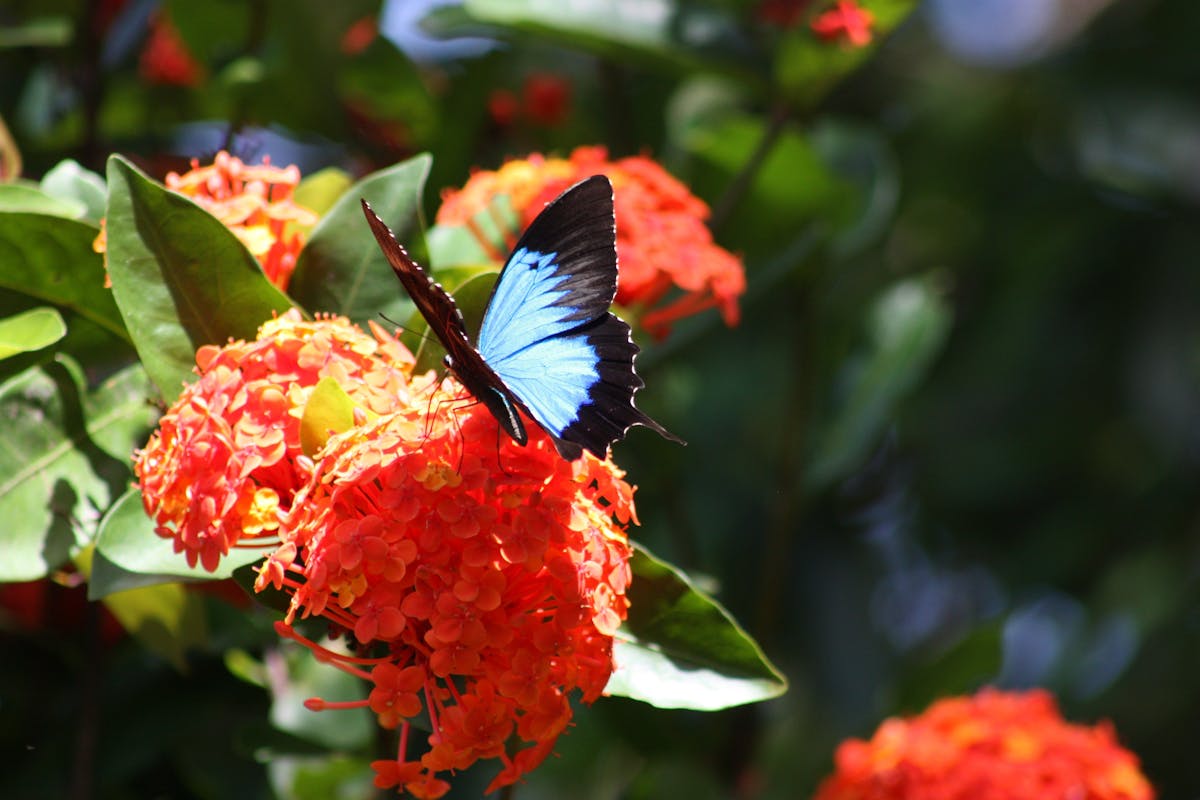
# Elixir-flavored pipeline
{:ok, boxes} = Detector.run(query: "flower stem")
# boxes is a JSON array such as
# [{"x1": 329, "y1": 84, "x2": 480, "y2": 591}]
[{"x1": 710, "y1": 102, "x2": 793, "y2": 232}]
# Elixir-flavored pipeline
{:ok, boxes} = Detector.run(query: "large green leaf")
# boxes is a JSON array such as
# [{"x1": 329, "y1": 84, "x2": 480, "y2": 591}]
[
  {"x1": 90, "y1": 490, "x2": 272, "y2": 598},
  {"x1": 104, "y1": 154, "x2": 294, "y2": 399},
  {"x1": 433, "y1": 0, "x2": 764, "y2": 85},
  {"x1": 0, "y1": 356, "x2": 131, "y2": 581},
  {"x1": 804, "y1": 277, "x2": 952, "y2": 491},
  {"x1": 0, "y1": 307, "x2": 65, "y2": 360},
  {"x1": 606, "y1": 544, "x2": 787, "y2": 710},
  {"x1": 40, "y1": 159, "x2": 107, "y2": 222},
  {"x1": 0, "y1": 212, "x2": 126, "y2": 342},
  {"x1": 290, "y1": 154, "x2": 431, "y2": 327},
  {"x1": 83, "y1": 362, "x2": 161, "y2": 463}
]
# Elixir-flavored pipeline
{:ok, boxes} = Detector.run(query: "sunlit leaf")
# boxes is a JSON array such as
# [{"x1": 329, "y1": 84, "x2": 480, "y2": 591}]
[
  {"x1": 290, "y1": 154, "x2": 431, "y2": 327},
  {"x1": 40, "y1": 159, "x2": 107, "y2": 222},
  {"x1": 607, "y1": 544, "x2": 787, "y2": 710},
  {"x1": 104, "y1": 154, "x2": 294, "y2": 399},
  {"x1": 0, "y1": 356, "x2": 131, "y2": 581},
  {"x1": 294, "y1": 167, "x2": 354, "y2": 218},
  {"x1": 0, "y1": 183, "x2": 86, "y2": 217},
  {"x1": 299, "y1": 377, "x2": 357, "y2": 457},
  {"x1": 435, "y1": 0, "x2": 764, "y2": 85},
  {"x1": 0, "y1": 307, "x2": 65, "y2": 360},
  {"x1": 0, "y1": 212, "x2": 126, "y2": 344}
]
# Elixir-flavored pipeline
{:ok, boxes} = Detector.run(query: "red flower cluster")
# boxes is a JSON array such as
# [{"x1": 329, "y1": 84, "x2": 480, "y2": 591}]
[
  {"x1": 163, "y1": 151, "x2": 318, "y2": 290},
  {"x1": 94, "y1": 151, "x2": 317, "y2": 291},
  {"x1": 135, "y1": 312, "x2": 415, "y2": 571},
  {"x1": 436, "y1": 146, "x2": 745, "y2": 338},
  {"x1": 814, "y1": 689, "x2": 1154, "y2": 800},
  {"x1": 135, "y1": 312, "x2": 639, "y2": 798}
]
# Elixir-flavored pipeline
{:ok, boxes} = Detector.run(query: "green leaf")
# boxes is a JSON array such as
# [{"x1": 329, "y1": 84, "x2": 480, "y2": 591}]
[
  {"x1": 0, "y1": 212, "x2": 127, "y2": 343},
  {"x1": 0, "y1": 356, "x2": 132, "y2": 581},
  {"x1": 90, "y1": 490, "x2": 272, "y2": 599},
  {"x1": 0, "y1": 16, "x2": 72, "y2": 48},
  {"x1": 440, "y1": 0, "x2": 764, "y2": 85},
  {"x1": 104, "y1": 154, "x2": 294, "y2": 399},
  {"x1": 290, "y1": 154, "x2": 432, "y2": 327},
  {"x1": 0, "y1": 306, "x2": 65, "y2": 360},
  {"x1": 0, "y1": 182, "x2": 86, "y2": 218},
  {"x1": 684, "y1": 112, "x2": 856, "y2": 259},
  {"x1": 425, "y1": 192, "x2": 516, "y2": 271},
  {"x1": 294, "y1": 167, "x2": 354, "y2": 218},
  {"x1": 607, "y1": 544, "x2": 787, "y2": 710},
  {"x1": 269, "y1": 641, "x2": 374, "y2": 751},
  {"x1": 805, "y1": 277, "x2": 952, "y2": 491},
  {"x1": 775, "y1": 0, "x2": 918, "y2": 107},
  {"x1": 299, "y1": 377, "x2": 357, "y2": 457},
  {"x1": 40, "y1": 159, "x2": 107, "y2": 222},
  {"x1": 83, "y1": 362, "x2": 160, "y2": 463}
]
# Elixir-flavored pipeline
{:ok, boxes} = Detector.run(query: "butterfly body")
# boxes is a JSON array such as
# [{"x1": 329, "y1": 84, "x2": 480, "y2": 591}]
[{"x1": 361, "y1": 175, "x2": 681, "y2": 460}]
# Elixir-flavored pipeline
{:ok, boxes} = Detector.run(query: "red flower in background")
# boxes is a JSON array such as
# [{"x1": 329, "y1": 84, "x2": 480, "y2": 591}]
[
  {"x1": 136, "y1": 312, "x2": 640, "y2": 797},
  {"x1": 437, "y1": 146, "x2": 745, "y2": 338},
  {"x1": 139, "y1": 12, "x2": 204, "y2": 86},
  {"x1": 163, "y1": 151, "x2": 318, "y2": 290},
  {"x1": 94, "y1": 151, "x2": 318, "y2": 291},
  {"x1": 814, "y1": 688, "x2": 1154, "y2": 800},
  {"x1": 523, "y1": 74, "x2": 571, "y2": 127},
  {"x1": 810, "y1": 0, "x2": 875, "y2": 47},
  {"x1": 487, "y1": 74, "x2": 572, "y2": 129}
]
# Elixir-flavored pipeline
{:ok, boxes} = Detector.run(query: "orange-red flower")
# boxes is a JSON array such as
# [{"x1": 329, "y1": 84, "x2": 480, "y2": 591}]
[
  {"x1": 135, "y1": 312, "x2": 640, "y2": 796},
  {"x1": 134, "y1": 311, "x2": 415, "y2": 571},
  {"x1": 436, "y1": 146, "x2": 745, "y2": 338},
  {"x1": 810, "y1": 0, "x2": 875, "y2": 47},
  {"x1": 813, "y1": 688, "x2": 1154, "y2": 800},
  {"x1": 94, "y1": 151, "x2": 318, "y2": 291},
  {"x1": 163, "y1": 151, "x2": 318, "y2": 290}
]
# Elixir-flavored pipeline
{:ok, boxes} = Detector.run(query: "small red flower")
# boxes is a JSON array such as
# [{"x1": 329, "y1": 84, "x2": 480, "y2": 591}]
[
  {"x1": 487, "y1": 89, "x2": 520, "y2": 128},
  {"x1": 139, "y1": 12, "x2": 204, "y2": 86},
  {"x1": 436, "y1": 147, "x2": 745, "y2": 338},
  {"x1": 814, "y1": 688, "x2": 1155, "y2": 800},
  {"x1": 810, "y1": 0, "x2": 875, "y2": 47},
  {"x1": 523, "y1": 73, "x2": 571, "y2": 127}
]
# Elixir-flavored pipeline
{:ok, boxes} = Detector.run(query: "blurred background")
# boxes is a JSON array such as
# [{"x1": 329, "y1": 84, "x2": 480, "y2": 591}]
[{"x1": 1, "y1": 0, "x2": 1197, "y2": 797}]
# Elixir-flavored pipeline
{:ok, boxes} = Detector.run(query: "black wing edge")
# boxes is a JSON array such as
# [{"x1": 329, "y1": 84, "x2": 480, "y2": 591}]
[
  {"x1": 549, "y1": 314, "x2": 685, "y2": 460},
  {"x1": 492, "y1": 174, "x2": 618, "y2": 328},
  {"x1": 360, "y1": 199, "x2": 469, "y2": 336}
]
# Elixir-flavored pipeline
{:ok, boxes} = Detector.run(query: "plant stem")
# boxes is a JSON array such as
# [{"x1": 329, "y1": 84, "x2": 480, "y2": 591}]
[{"x1": 709, "y1": 102, "x2": 793, "y2": 232}]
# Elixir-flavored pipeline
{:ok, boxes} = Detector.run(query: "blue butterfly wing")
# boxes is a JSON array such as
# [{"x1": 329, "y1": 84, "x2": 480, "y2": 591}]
[{"x1": 477, "y1": 175, "x2": 682, "y2": 459}]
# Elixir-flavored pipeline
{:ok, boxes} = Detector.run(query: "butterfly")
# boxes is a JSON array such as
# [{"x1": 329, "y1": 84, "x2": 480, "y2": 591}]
[{"x1": 361, "y1": 174, "x2": 683, "y2": 460}]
